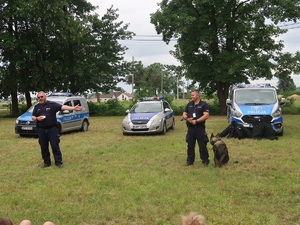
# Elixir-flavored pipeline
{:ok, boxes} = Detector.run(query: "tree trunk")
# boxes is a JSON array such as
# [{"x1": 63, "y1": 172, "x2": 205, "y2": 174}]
[
  {"x1": 96, "y1": 90, "x2": 100, "y2": 102},
  {"x1": 10, "y1": 91, "x2": 19, "y2": 115},
  {"x1": 216, "y1": 82, "x2": 230, "y2": 115},
  {"x1": 25, "y1": 91, "x2": 32, "y2": 109}
]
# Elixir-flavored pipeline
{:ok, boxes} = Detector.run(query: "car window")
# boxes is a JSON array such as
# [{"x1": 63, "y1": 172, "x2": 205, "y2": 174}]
[
  {"x1": 74, "y1": 99, "x2": 81, "y2": 106},
  {"x1": 163, "y1": 102, "x2": 171, "y2": 109},
  {"x1": 64, "y1": 101, "x2": 73, "y2": 112},
  {"x1": 131, "y1": 102, "x2": 162, "y2": 113}
]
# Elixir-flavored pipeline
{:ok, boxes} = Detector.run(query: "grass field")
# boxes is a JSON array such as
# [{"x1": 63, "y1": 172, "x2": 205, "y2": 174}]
[{"x1": 0, "y1": 115, "x2": 300, "y2": 225}]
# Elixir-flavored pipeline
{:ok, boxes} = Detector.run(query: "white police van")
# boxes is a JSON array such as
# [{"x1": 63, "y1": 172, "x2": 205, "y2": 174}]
[
  {"x1": 226, "y1": 84, "x2": 286, "y2": 135},
  {"x1": 122, "y1": 97, "x2": 175, "y2": 135},
  {"x1": 15, "y1": 93, "x2": 90, "y2": 136}
]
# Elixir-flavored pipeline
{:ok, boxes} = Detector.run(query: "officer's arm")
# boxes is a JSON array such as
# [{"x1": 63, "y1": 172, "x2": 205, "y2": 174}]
[
  {"x1": 196, "y1": 112, "x2": 209, "y2": 123},
  {"x1": 61, "y1": 104, "x2": 82, "y2": 111},
  {"x1": 182, "y1": 112, "x2": 188, "y2": 120}
]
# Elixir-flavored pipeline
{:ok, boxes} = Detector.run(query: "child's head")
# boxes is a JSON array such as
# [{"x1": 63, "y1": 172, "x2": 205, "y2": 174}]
[
  {"x1": 0, "y1": 218, "x2": 13, "y2": 225},
  {"x1": 181, "y1": 212, "x2": 206, "y2": 225}
]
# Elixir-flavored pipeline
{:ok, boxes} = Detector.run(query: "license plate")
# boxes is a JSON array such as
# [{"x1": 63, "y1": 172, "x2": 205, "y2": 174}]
[
  {"x1": 21, "y1": 126, "x2": 33, "y2": 130},
  {"x1": 133, "y1": 125, "x2": 147, "y2": 129}
]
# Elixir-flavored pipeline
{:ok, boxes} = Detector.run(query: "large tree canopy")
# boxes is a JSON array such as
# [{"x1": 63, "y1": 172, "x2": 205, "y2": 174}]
[
  {"x1": 0, "y1": 0, "x2": 133, "y2": 114},
  {"x1": 151, "y1": 0, "x2": 300, "y2": 114}
]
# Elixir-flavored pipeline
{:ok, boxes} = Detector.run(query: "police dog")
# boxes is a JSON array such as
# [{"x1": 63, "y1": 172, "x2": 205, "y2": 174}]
[{"x1": 210, "y1": 133, "x2": 229, "y2": 168}]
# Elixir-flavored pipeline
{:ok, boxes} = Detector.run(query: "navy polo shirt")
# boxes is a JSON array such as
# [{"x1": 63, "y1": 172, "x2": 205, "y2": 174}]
[
  {"x1": 32, "y1": 101, "x2": 62, "y2": 128},
  {"x1": 184, "y1": 100, "x2": 209, "y2": 127}
]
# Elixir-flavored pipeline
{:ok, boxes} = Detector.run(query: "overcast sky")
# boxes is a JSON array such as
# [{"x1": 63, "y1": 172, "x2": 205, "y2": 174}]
[{"x1": 88, "y1": 0, "x2": 300, "y2": 91}]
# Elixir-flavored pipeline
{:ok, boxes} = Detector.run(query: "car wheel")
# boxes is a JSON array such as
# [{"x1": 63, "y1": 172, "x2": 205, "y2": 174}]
[
  {"x1": 170, "y1": 118, "x2": 175, "y2": 130},
  {"x1": 162, "y1": 122, "x2": 167, "y2": 135},
  {"x1": 277, "y1": 129, "x2": 283, "y2": 136},
  {"x1": 80, "y1": 119, "x2": 89, "y2": 132},
  {"x1": 57, "y1": 124, "x2": 62, "y2": 134}
]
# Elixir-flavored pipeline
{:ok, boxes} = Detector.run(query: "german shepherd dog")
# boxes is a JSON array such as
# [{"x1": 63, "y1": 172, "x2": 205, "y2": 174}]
[{"x1": 210, "y1": 133, "x2": 229, "y2": 168}]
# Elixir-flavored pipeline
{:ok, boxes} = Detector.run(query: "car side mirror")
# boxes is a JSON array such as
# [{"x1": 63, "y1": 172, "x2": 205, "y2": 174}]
[
  {"x1": 280, "y1": 98, "x2": 286, "y2": 106},
  {"x1": 226, "y1": 99, "x2": 232, "y2": 106},
  {"x1": 164, "y1": 108, "x2": 171, "y2": 112}
]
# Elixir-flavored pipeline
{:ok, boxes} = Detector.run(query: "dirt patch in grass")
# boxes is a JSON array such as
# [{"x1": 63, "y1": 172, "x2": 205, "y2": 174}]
[{"x1": 288, "y1": 94, "x2": 300, "y2": 99}]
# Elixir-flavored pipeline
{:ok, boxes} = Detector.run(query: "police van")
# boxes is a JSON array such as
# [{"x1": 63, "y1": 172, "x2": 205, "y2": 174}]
[
  {"x1": 226, "y1": 84, "x2": 286, "y2": 136},
  {"x1": 15, "y1": 93, "x2": 90, "y2": 136}
]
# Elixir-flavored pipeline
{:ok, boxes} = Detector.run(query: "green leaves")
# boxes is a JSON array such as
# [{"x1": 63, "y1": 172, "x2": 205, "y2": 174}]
[
  {"x1": 0, "y1": 0, "x2": 133, "y2": 96},
  {"x1": 151, "y1": 0, "x2": 300, "y2": 114}
]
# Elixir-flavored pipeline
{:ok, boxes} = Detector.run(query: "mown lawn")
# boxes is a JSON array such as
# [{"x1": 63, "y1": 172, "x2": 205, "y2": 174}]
[{"x1": 0, "y1": 115, "x2": 300, "y2": 225}]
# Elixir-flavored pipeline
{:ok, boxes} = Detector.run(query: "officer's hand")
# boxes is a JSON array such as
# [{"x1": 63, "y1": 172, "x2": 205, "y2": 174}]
[
  {"x1": 37, "y1": 116, "x2": 46, "y2": 121},
  {"x1": 186, "y1": 118, "x2": 193, "y2": 123},
  {"x1": 74, "y1": 105, "x2": 83, "y2": 111}
]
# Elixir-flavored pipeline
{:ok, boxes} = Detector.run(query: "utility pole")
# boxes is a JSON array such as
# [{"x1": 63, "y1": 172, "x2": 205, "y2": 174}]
[
  {"x1": 177, "y1": 76, "x2": 179, "y2": 99},
  {"x1": 161, "y1": 70, "x2": 163, "y2": 95},
  {"x1": 131, "y1": 56, "x2": 134, "y2": 98}
]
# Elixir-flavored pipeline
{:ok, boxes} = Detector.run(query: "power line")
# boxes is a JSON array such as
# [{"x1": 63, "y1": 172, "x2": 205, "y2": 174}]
[
  {"x1": 120, "y1": 22, "x2": 300, "y2": 42},
  {"x1": 129, "y1": 39, "x2": 177, "y2": 42},
  {"x1": 278, "y1": 21, "x2": 300, "y2": 28}
]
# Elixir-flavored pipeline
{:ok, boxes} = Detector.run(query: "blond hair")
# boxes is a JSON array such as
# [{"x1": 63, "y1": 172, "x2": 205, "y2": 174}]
[{"x1": 181, "y1": 212, "x2": 206, "y2": 225}]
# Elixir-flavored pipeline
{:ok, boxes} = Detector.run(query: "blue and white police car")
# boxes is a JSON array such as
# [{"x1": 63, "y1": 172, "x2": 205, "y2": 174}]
[
  {"x1": 15, "y1": 94, "x2": 90, "y2": 136},
  {"x1": 226, "y1": 83, "x2": 286, "y2": 135},
  {"x1": 122, "y1": 97, "x2": 175, "y2": 135}
]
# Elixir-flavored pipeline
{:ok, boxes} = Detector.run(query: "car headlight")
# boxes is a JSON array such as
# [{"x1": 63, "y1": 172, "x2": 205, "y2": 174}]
[
  {"x1": 272, "y1": 108, "x2": 282, "y2": 118},
  {"x1": 122, "y1": 116, "x2": 131, "y2": 124},
  {"x1": 151, "y1": 116, "x2": 163, "y2": 123},
  {"x1": 231, "y1": 109, "x2": 242, "y2": 118},
  {"x1": 16, "y1": 117, "x2": 20, "y2": 124}
]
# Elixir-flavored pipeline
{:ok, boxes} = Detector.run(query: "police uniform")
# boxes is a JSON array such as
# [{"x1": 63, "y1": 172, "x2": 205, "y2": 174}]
[
  {"x1": 184, "y1": 100, "x2": 210, "y2": 165},
  {"x1": 32, "y1": 101, "x2": 63, "y2": 166}
]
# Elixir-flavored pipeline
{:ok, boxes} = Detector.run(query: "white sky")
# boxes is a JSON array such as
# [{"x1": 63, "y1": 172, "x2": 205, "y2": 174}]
[{"x1": 88, "y1": 0, "x2": 300, "y2": 91}]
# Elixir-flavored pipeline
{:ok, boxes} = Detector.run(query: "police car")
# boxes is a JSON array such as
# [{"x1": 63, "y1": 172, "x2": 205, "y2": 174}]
[
  {"x1": 226, "y1": 83, "x2": 286, "y2": 135},
  {"x1": 15, "y1": 94, "x2": 90, "y2": 136},
  {"x1": 122, "y1": 97, "x2": 175, "y2": 135}
]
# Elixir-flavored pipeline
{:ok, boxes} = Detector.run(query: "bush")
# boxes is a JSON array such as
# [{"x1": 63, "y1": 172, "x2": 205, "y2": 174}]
[
  {"x1": 106, "y1": 99, "x2": 127, "y2": 116},
  {"x1": 170, "y1": 103, "x2": 185, "y2": 116},
  {"x1": 88, "y1": 100, "x2": 130, "y2": 116}
]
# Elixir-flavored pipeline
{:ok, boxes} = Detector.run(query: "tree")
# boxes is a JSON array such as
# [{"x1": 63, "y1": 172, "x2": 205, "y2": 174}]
[
  {"x1": 125, "y1": 62, "x2": 174, "y2": 97},
  {"x1": 151, "y1": 0, "x2": 300, "y2": 114},
  {"x1": 277, "y1": 77, "x2": 296, "y2": 92},
  {"x1": 165, "y1": 65, "x2": 187, "y2": 99},
  {"x1": 0, "y1": 0, "x2": 133, "y2": 114}
]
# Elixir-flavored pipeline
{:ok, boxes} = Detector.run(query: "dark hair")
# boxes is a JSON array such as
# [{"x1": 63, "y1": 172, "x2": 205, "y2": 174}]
[{"x1": 0, "y1": 218, "x2": 13, "y2": 225}]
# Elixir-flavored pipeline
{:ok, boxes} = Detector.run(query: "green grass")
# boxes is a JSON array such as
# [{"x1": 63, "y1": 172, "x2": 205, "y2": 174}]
[{"x1": 1, "y1": 115, "x2": 300, "y2": 224}]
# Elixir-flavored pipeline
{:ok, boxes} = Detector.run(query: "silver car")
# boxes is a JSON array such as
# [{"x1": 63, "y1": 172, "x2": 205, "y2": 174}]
[
  {"x1": 122, "y1": 97, "x2": 175, "y2": 135},
  {"x1": 15, "y1": 95, "x2": 90, "y2": 136}
]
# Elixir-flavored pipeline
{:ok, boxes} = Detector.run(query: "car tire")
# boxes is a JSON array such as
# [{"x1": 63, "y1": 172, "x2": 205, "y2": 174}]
[
  {"x1": 80, "y1": 119, "x2": 89, "y2": 132},
  {"x1": 57, "y1": 124, "x2": 62, "y2": 134},
  {"x1": 277, "y1": 129, "x2": 283, "y2": 136},
  {"x1": 170, "y1": 118, "x2": 175, "y2": 130},
  {"x1": 162, "y1": 122, "x2": 167, "y2": 135}
]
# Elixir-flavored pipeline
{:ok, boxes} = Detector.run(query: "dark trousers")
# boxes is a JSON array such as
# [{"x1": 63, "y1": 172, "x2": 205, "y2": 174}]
[
  {"x1": 38, "y1": 127, "x2": 62, "y2": 165},
  {"x1": 186, "y1": 126, "x2": 209, "y2": 164}
]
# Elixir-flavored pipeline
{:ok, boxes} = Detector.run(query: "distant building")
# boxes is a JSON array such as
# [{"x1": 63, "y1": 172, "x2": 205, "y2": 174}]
[{"x1": 88, "y1": 91, "x2": 133, "y2": 102}]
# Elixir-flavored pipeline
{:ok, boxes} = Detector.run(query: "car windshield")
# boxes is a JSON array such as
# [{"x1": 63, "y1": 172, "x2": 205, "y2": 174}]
[
  {"x1": 235, "y1": 89, "x2": 277, "y2": 105},
  {"x1": 27, "y1": 103, "x2": 38, "y2": 113},
  {"x1": 131, "y1": 102, "x2": 162, "y2": 113}
]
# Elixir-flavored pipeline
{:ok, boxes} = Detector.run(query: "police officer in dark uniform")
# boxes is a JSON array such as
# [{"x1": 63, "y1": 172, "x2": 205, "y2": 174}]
[
  {"x1": 182, "y1": 90, "x2": 210, "y2": 166},
  {"x1": 32, "y1": 91, "x2": 82, "y2": 168}
]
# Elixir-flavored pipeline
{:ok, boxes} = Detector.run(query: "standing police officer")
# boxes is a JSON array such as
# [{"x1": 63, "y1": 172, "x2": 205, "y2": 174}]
[
  {"x1": 182, "y1": 90, "x2": 210, "y2": 166},
  {"x1": 32, "y1": 91, "x2": 82, "y2": 168}
]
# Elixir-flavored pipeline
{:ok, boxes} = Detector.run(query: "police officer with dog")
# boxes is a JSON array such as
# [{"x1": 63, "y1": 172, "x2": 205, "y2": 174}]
[
  {"x1": 182, "y1": 89, "x2": 210, "y2": 166},
  {"x1": 32, "y1": 91, "x2": 82, "y2": 168}
]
